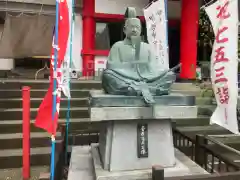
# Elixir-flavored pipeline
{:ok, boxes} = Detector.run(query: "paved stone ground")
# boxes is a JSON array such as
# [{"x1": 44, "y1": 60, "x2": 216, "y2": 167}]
[{"x1": 0, "y1": 166, "x2": 49, "y2": 180}]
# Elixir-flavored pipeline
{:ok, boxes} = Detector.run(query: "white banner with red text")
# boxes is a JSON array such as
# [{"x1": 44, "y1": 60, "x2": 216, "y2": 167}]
[
  {"x1": 61, "y1": 0, "x2": 74, "y2": 99},
  {"x1": 143, "y1": 0, "x2": 169, "y2": 70},
  {"x1": 205, "y1": 0, "x2": 239, "y2": 134}
]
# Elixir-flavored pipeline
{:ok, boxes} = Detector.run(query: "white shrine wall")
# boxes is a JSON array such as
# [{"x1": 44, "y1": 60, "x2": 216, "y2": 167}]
[{"x1": 72, "y1": 14, "x2": 82, "y2": 74}]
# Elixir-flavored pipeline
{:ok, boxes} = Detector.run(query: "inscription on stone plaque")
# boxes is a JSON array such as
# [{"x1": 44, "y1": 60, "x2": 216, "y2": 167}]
[{"x1": 137, "y1": 124, "x2": 148, "y2": 158}]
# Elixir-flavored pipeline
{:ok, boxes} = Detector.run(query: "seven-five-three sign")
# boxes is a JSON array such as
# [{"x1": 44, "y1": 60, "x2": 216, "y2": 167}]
[{"x1": 205, "y1": 0, "x2": 239, "y2": 134}]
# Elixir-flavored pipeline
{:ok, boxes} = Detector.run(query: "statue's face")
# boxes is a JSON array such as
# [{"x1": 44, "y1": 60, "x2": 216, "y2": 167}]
[{"x1": 124, "y1": 19, "x2": 141, "y2": 38}]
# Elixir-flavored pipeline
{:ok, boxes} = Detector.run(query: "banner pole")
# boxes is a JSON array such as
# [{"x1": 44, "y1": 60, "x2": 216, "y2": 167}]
[
  {"x1": 50, "y1": 0, "x2": 59, "y2": 179},
  {"x1": 164, "y1": 0, "x2": 169, "y2": 60},
  {"x1": 65, "y1": 0, "x2": 75, "y2": 163},
  {"x1": 162, "y1": 0, "x2": 170, "y2": 70}
]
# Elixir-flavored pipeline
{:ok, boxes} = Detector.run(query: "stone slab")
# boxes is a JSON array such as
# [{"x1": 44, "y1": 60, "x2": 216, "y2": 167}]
[
  {"x1": 90, "y1": 144, "x2": 209, "y2": 180},
  {"x1": 68, "y1": 146, "x2": 94, "y2": 180},
  {"x1": 98, "y1": 119, "x2": 175, "y2": 171},
  {"x1": 67, "y1": 145, "x2": 208, "y2": 180},
  {"x1": 89, "y1": 106, "x2": 198, "y2": 121},
  {"x1": 89, "y1": 90, "x2": 196, "y2": 107}
]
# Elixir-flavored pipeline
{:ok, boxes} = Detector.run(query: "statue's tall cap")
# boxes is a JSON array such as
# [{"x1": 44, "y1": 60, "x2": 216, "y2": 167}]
[{"x1": 124, "y1": 7, "x2": 137, "y2": 19}]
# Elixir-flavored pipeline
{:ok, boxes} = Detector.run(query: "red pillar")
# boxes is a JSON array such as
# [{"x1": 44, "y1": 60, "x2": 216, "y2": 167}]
[
  {"x1": 179, "y1": 0, "x2": 199, "y2": 80},
  {"x1": 82, "y1": 0, "x2": 96, "y2": 77}
]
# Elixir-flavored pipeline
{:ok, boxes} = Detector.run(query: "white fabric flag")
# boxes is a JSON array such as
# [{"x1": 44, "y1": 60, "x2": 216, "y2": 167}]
[
  {"x1": 61, "y1": 0, "x2": 74, "y2": 99},
  {"x1": 205, "y1": 0, "x2": 239, "y2": 134},
  {"x1": 143, "y1": 0, "x2": 169, "y2": 70}
]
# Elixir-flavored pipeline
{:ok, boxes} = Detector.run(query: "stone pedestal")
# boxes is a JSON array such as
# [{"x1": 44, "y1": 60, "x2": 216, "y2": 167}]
[
  {"x1": 99, "y1": 120, "x2": 175, "y2": 171},
  {"x1": 88, "y1": 90, "x2": 198, "y2": 173}
]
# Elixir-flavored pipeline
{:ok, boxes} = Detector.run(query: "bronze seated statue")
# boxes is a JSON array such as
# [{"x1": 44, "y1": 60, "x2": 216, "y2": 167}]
[{"x1": 102, "y1": 7, "x2": 179, "y2": 104}]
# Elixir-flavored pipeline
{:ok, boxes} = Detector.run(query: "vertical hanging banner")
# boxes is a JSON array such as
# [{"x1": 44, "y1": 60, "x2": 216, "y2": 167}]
[
  {"x1": 205, "y1": 0, "x2": 239, "y2": 134},
  {"x1": 143, "y1": 0, "x2": 169, "y2": 70},
  {"x1": 35, "y1": 0, "x2": 72, "y2": 135},
  {"x1": 62, "y1": 0, "x2": 74, "y2": 98}
]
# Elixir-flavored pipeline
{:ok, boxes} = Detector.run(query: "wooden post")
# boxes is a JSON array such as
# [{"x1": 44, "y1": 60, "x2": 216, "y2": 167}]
[
  {"x1": 195, "y1": 134, "x2": 207, "y2": 168},
  {"x1": 152, "y1": 165, "x2": 164, "y2": 180},
  {"x1": 22, "y1": 86, "x2": 31, "y2": 179}
]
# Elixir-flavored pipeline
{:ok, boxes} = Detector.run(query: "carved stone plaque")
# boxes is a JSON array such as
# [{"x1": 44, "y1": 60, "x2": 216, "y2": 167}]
[{"x1": 137, "y1": 123, "x2": 148, "y2": 158}]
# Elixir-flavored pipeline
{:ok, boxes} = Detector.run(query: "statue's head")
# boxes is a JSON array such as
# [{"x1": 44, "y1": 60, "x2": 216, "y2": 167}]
[{"x1": 123, "y1": 7, "x2": 141, "y2": 39}]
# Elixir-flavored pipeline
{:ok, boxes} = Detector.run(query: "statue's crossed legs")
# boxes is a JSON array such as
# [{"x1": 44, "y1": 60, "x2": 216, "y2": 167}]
[{"x1": 102, "y1": 69, "x2": 176, "y2": 104}]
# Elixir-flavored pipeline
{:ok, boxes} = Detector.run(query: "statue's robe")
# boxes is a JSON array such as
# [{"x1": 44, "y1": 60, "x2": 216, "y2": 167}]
[{"x1": 102, "y1": 38, "x2": 176, "y2": 97}]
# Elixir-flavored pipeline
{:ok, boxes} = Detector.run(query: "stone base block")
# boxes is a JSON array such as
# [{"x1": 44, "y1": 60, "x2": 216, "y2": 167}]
[
  {"x1": 98, "y1": 119, "x2": 175, "y2": 171},
  {"x1": 90, "y1": 106, "x2": 198, "y2": 121}
]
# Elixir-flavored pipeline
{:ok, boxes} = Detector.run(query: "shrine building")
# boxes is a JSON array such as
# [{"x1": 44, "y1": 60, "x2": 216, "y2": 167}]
[{"x1": 0, "y1": 0, "x2": 200, "y2": 80}]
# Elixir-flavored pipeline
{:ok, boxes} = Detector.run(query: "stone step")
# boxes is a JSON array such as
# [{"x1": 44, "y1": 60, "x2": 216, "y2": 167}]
[
  {"x1": 0, "y1": 89, "x2": 90, "y2": 98},
  {"x1": 0, "y1": 79, "x2": 102, "y2": 90},
  {"x1": 0, "y1": 107, "x2": 89, "y2": 120},
  {"x1": 0, "y1": 88, "x2": 211, "y2": 100},
  {"x1": 174, "y1": 126, "x2": 232, "y2": 147},
  {"x1": 177, "y1": 124, "x2": 226, "y2": 132},
  {"x1": 0, "y1": 104, "x2": 214, "y2": 121},
  {"x1": 0, "y1": 166, "x2": 49, "y2": 180},
  {"x1": 209, "y1": 135, "x2": 240, "y2": 144},
  {"x1": 0, "y1": 97, "x2": 214, "y2": 109},
  {"x1": 171, "y1": 89, "x2": 213, "y2": 97},
  {"x1": 0, "y1": 118, "x2": 100, "y2": 134},
  {"x1": 173, "y1": 115, "x2": 210, "y2": 127},
  {"x1": 67, "y1": 131, "x2": 99, "y2": 146},
  {"x1": 0, "y1": 89, "x2": 213, "y2": 101},
  {"x1": 0, "y1": 80, "x2": 197, "y2": 90},
  {"x1": 0, "y1": 133, "x2": 97, "y2": 169},
  {"x1": 176, "y1": 125, "x2": 232, "y2": 140},
  {"x1": 206, "y1": 144, "x2": 240, "y2": 165},
  {"x1": 196, "y1": 97, "x2": 213, "y2": 105},
  {"x1": 0, "y1": 132, "x2": 61, "y2": 150},
  {"x1": 0, "y1": 147, "x2": 53, "y2": 169},
  {"x1": 0, "y1": 97, "x2": 88, "y2": 108},
  {"x1": 0, "y1": 138, "x2": 95, "y2": 169},
  {"x1": 171, "y1": 83, "x2": 200, "y2": 91},
  {"x1": 0, "y1": 116, "x2": 214, "y2": 135},
  {"x1": 198, "y1": 105, "x2": 216, "y2": 116},
  {"x1": 0, "y1": 131, "x2": 99, "y2": 150}
]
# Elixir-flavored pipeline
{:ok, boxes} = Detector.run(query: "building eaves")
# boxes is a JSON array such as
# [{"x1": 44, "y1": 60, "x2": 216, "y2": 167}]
[{"x1": 0, "y1": 0, "x2": 82, "y2": 16}]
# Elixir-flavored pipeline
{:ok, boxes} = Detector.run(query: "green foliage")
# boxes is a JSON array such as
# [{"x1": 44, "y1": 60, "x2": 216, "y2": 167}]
[
  {"x1": 198, "y1": 8, "x2": 240, "y2": 59},
  {"x1": 198, "y1": 9, "x2": 214, "y2": 48}
]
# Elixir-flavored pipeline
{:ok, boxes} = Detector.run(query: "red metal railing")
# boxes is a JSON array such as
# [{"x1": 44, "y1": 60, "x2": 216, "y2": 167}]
[{"x1": 22, "y1": 86, "x2": 30, "y2": 180}]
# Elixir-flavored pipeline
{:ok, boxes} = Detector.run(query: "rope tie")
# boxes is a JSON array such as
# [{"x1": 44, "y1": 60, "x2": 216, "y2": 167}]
[{"x1": 51, "y1": 135, "x2": 56, "y2": 142}]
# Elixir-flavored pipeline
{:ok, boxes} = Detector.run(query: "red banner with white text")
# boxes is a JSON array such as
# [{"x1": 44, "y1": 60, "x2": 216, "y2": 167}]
[{"x1": 34, "y1": 0, "x2": 70, "y2": 135}]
